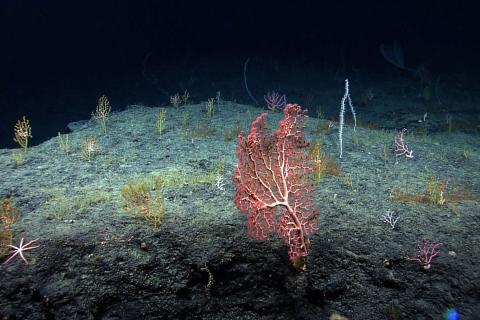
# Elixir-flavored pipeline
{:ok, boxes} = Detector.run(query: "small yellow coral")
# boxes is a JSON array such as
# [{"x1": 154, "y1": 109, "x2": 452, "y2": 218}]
[
  {"x1": 170, "y1": 94, "x2": 181, "y2": 108},
  {"x1": 205, "y1": 98, "x2": 215, "y2": 118},
  {"x1": 182, "y1": 90, "x2": 190, "y2": 105},
  {"x1": 14, "y1": 116, "x2": 32, "y2": 152},
  {"x1": 92, "y1": 95, "x2": 112, "y2": 134},
  {"x1": 0, "y1": 196, "x2": 21, "y2": 258},
  {"x1": 80, "y1": 135, "x2": 102, "y2": 162},
  {"x1": 120, "y1": 178, "x2": 165, "y2": 228},
  {"x1": 308, "y1": 141, "x2": 341, "y2": 181},
  {"x1": 156, "y1": 108, "x2": 166, "y2": 135}
]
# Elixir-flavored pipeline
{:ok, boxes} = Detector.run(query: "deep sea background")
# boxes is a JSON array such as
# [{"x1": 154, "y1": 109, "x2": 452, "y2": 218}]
[{"x1": 1, "y1": 0, "x2": 479, "y2": 148}]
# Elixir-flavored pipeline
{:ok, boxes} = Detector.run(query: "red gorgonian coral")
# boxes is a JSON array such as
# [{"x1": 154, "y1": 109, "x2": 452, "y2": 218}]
[{"x1": 233, "y1": 104, "x2": 320, "y2": 270}]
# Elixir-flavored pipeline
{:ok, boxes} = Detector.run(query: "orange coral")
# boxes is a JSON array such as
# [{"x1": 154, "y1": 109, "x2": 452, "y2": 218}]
[{"x1": 0, "y1": 196, "x2": 21, "y2": 258}]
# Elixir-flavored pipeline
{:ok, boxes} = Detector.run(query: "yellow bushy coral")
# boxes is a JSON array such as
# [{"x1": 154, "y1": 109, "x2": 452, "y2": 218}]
[
  {"x1": 120, "y1": 178, "x2": 165, "y2": 228},
  {"x1": 0, "y1": 196, "x2": 21, "y2": 258}
]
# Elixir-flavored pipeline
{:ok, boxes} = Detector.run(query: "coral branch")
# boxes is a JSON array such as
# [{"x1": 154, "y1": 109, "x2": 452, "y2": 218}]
[{"x1": 233, "y1": 104, "x2": 320, "y2": 270}]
